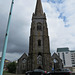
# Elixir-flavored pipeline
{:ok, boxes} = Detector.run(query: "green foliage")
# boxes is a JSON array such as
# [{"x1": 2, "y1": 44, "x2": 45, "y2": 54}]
[
  {"x1": 3, "y1": 71, "x2": 8, "y2": 74},
  {"x1": 7, "y1": 62, "x2": 16, "y2": 73}
]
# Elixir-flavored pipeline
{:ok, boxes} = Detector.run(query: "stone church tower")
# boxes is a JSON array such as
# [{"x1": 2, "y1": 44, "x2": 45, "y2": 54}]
[{"x1": 28, "y1": 0, "x2": 52, "y2": 71}]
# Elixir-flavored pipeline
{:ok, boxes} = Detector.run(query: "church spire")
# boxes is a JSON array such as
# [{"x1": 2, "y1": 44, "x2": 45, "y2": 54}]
[{"x1": 35, "y1": 0, "x2": 44, "y2": 16}]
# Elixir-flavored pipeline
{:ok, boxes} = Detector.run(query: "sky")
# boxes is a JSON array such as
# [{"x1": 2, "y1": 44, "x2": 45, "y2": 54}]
[{"x1": 0, "y1": 0, "x2": 75, "y2": 61}]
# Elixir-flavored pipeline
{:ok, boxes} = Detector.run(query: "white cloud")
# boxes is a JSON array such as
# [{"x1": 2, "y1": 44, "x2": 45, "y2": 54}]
[
  {"x1": 0, "y1": 0, "x2": 75, "y2": 61},
  {"x1": 42, "y1": 0, "x2": 75, "y2": 52}
]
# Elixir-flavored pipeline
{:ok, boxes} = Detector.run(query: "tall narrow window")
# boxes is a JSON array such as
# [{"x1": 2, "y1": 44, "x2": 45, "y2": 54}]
[
  {"x1": 37, "y1": 55, "x2": 42, "y2": 65},
  {"x1": 38, "y1": 40, "x2": 41, "y2": 46}
]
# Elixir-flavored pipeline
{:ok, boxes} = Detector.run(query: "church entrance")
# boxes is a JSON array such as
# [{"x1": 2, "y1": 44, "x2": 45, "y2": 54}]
[{"x1": 38, "y1": 66, "x2": 42, "y2": 69}]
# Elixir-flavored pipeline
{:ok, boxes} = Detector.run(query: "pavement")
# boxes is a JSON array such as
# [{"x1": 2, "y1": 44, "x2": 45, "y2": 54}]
[{"x1": 72, "y1": 73, "x2": 75, "y2": 75}]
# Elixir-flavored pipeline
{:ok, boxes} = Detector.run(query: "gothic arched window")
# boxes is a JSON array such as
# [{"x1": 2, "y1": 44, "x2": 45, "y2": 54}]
[
  {"x1": 38, "y1": 40, "x2": 41, "y2": 46},
  {"x1": 37, "y1": 55, "x2": 42, "y2": 64},
  {"x1": 37, "y1": 23, "x2": 42, "y2": 31},
  {"x1": 22, "y1": 58, "x2": 26, "y2": 63}
]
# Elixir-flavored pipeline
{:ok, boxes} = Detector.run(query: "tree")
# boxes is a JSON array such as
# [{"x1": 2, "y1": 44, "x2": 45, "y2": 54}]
[{"x1": 7, "y1": 62, "x2": 16, "y2": 73}]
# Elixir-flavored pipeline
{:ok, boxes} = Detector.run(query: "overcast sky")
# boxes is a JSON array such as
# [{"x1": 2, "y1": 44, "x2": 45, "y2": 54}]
[{"x1": 0, "y1": 0, "x2": 75, "y2": 61}]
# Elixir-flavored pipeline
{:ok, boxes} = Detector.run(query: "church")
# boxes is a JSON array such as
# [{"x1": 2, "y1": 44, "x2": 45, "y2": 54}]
[{"x1": 16, "y1": 0, "x2": 52, "y2": 74}]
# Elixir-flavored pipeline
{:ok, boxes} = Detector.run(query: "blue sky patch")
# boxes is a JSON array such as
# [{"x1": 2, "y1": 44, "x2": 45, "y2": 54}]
[
  {"x1": 56, "y1": 8, "x2": 60, "y2": 12},
  {"x1": 58, "y1": 13, "x2": 67, "y2": 23},
  {"x1": 64, "y1": 24, "x2": 70, "y2": 28},
  {"x1": 47, "y1": 0, "x2": 64, "y2": 4}
]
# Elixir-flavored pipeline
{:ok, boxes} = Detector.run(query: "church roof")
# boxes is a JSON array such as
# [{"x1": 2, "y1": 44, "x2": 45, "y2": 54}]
[
  {"x1": 35, "y1": 0, "x2": 43, "y2": 16},
  {"x1": 52, "y1": 53, "x2": 62, "y2": 61},
  {"x1": 18, "y1": 53, "x2": 28, "y2": 60}
]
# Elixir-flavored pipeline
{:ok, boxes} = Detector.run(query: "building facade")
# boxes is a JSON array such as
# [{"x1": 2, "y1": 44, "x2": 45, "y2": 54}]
[
  {"x1": 16, "y1": 0, "x2": 52, "y2": 74},
  {"x1": 70, "y1": 51, "x2": 75, "y2": 67},
  {"x1": 57, "y1": 47, "x2": 75, "y2": 71}
]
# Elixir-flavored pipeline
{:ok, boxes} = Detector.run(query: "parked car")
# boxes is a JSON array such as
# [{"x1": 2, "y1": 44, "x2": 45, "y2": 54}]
[
  {"x1": 26, "y1": 69, "x2": 47, "y2": 75},
  {"x1": 26, "y1": 71, "x2": 33, "y2": 75},
  {"x1": 47, "y1": 69, "x2": 72, "y2": 75},
  {"x1": 47, "y1": 71, "x2": 72, "y2": 75},
  {"x1": 61, "y1": 68, "x2": 71, "y2": 72}
]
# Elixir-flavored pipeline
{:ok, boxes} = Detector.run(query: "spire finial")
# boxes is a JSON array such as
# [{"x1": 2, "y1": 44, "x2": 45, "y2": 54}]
[{"x1": 35, "y1": 0, "x2": 43, "y2": 16}]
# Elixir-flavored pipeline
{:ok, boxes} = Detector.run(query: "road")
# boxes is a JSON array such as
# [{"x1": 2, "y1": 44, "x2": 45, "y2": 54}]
[{"x1": 72, "y1": 73, "x2": 75, "y2": 75}]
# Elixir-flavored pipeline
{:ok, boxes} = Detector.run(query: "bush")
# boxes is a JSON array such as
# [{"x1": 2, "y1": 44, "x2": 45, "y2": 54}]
[{"x1": 7, "y1": 62, "x2": 16, "y2": 73}]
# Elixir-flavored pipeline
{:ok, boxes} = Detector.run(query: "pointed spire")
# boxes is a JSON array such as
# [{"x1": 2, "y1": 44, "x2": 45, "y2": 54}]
[{"x1": 35, "y1": 0, "x2": 44, "y2": 16}]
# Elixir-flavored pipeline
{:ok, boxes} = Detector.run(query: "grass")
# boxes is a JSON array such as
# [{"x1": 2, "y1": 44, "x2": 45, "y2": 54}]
[
  {"x1": 3, "y1": 71, "x2": 25, "y2": 75},
  {"x1": 3, "y1": 73, "x2": 16, "y2": 75},
  {"x1": 3, "y1": 73, "x2": 25, "y2": 75}
]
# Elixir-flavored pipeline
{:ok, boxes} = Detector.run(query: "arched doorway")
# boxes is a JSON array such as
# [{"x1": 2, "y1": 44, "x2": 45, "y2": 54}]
[{"x1": 38, "y1": 66, "x2": 42, "y2": 69}]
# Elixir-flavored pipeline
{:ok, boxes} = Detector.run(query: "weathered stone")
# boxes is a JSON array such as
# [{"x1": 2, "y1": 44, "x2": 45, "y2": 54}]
[
  {"x1": 16, "y1": 53, "x2": 28, "y2": 74},
  {"x1": 28, "y1": 0, "x2": 52, "y2": 71}
]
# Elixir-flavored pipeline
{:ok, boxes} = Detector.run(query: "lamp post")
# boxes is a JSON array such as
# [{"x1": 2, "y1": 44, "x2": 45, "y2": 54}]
[{"x1": 0, "y1": 0, "x2": 14, "y2": 75}]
